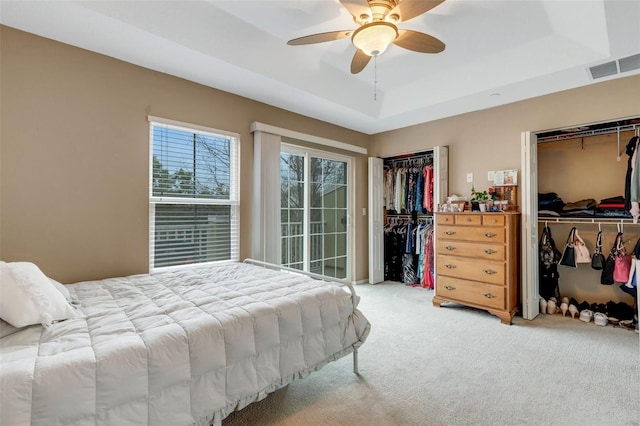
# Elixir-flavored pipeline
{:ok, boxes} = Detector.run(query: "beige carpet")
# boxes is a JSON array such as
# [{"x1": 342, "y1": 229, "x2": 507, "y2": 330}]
[{"x1": 222, "y1": 282, "x2": 640, "y2": 426}]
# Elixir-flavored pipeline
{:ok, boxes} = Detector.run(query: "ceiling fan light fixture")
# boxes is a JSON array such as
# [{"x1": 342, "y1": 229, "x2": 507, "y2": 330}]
[{"x1": 352, "y1": 21, "x2": 398, "y2": 57}]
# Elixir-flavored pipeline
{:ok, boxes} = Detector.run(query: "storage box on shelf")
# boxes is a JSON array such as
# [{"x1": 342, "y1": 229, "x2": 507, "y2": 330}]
[{"x1": 433, "y1": 212, "x2": 521, "y2": 324}]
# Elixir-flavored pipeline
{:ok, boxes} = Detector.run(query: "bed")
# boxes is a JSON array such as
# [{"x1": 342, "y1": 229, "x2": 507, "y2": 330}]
[{"x1": 0, "y1": 259, "x2": 370, "y2": 426}]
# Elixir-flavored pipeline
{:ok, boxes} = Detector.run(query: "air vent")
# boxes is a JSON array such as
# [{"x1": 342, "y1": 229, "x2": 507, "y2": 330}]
[
  {"x1": 589, "y1": 61, "x2": 618, "y2": 79},
  {"x1": 619, "y1": 53, "x2": 640, "y2": 73},
  {"x1": 588, "y1": 54, "x2": 640, "y2": 80}
]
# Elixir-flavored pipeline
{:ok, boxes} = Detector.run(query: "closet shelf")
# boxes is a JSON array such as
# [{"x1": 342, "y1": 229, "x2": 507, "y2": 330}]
[{"x1": 538, "y1": 216, "x2": 638, "y2": 225}]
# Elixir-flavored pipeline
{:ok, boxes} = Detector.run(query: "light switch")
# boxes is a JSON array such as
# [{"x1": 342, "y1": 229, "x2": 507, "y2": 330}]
[{"x1": 466, "y1": 173, "x2": 473, "y2": 183}]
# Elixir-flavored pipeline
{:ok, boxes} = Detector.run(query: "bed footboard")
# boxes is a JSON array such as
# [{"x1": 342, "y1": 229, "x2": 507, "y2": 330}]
[{"x1": 243, "y1": 258, "x2": 361, "y2": 374}]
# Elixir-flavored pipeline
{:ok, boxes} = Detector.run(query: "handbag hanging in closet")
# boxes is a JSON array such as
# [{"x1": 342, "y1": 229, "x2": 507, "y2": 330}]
[
  {"x1": 613, "y1": 232, "x2": 632, "y2": 283},
  {"x1": 539, "y1": 225, "x2": 562, "y2": 268},
  {"x1": 601, "y1": 232, "x2": 621, "y2": 285},
  {"x1": 591, "y1": 230, "x2": 605, "y2": 270},
  {"x1": 573, "y1": 228, "x2": 591, "y2": 263},
  {"x1": 559, "y1": 227, "x2": 577, "y2": 268}
]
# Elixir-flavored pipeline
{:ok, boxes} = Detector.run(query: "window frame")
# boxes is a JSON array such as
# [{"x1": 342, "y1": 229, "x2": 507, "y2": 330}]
[{"x1": 148, "y1": 115, "x2": 240, "y2": 272}]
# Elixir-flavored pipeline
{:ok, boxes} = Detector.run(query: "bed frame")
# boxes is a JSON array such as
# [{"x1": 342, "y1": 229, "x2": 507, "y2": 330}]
[{"x1": 243, "y1": 258, "x2": 361, "y2": 374}]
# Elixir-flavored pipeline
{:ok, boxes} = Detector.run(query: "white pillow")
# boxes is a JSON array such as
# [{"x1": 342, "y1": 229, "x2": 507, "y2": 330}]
[
  {"x1": 50, "y1": 278, "x2": 72, "y2": 302},
  {"x1": 0, "y1": 261, "x2": 75, "y2": 328}
]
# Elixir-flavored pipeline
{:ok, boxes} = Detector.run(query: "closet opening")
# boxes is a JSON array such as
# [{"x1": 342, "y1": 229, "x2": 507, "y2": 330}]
[
  {"x1": 368, "y1": 147, "x2": 448, "y2": 285},
  {"x1": 521, "y1": 116, "x2": 640, "y2": 323}
]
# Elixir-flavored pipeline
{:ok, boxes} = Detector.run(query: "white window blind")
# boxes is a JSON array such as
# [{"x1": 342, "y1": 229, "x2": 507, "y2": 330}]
[{"x1": 149, "y1": 118, "x2": 239, "y2": 270}]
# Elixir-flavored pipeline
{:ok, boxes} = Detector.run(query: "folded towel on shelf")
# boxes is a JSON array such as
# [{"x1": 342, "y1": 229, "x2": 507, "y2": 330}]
[
  {"x1": 562, "y1": 199, "x2": 597, "y2": 212},
  {"x1": 600, "y1": 195, "x2": 625, "y2": 205}
]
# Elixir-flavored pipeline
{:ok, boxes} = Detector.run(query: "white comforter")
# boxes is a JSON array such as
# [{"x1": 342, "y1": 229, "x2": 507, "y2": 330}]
[{"x1": 0, "y1": 262, "x2": 370, "y2": 425}]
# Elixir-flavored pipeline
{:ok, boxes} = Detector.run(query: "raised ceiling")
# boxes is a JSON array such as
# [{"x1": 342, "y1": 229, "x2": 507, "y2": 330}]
[{"x1": 1, "y1": 0, "x2": 639, "y2": 134}]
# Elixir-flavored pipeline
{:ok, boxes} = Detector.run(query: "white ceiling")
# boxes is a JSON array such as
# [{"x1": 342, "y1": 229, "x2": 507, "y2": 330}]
[{"x1": 1, "y1": 0, "x2": 639, "y2": 134}]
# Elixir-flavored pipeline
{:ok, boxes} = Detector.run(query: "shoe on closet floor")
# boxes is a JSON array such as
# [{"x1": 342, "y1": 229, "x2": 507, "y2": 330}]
[
  {"x1": 568, "y1": 298, "x2": 580, "y2": 319},
  {"x1": 606, "y1": 301, "x2": 620, "y2": 324},
  {"x1": 539, "y1": 297, "x2": 548, "y2": 314},
  {"x1": 594, "y1": 312, "x2": 608, "y2": 326},
  {"x1": 578, "y1": 301, "x2": 590, "y2": 312},
  {"x1": 547, "y1": 299, "x2": 557, "y2": 315},
  {"x1": 579, "y1": 309, "x2": 593, "y2": 323},
  {"x1": 568, "y1": 303, "x2": 579, "y2": 319}
]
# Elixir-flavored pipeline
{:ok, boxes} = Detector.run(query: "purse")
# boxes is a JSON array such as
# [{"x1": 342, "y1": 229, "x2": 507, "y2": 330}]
[
  {"x1": 591, "y1": 230, "x2": 605, "y2": 270},
  {"x1": 560, "y1": 227, "x2": 577, "y2": 268},
  {"x1": 601, "y1": 232, "x2": 621, "y2": 285},
  {"x1": 539, "y1": 226, "x2": 562, "y2": 268},
  {"x1": 613, "y1": 232, "x2": 632, "y2": 283},
  {"x1": 573, "y1": 228, "x2": 591, "y2": 264}
]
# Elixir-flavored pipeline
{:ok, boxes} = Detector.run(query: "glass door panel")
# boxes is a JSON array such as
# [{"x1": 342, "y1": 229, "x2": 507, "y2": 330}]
[
  {"x1": 280, "y1": 152, "x2": 305, "y2": 271},
  {"x1": 310, "y1": 156, "x2": 348, "y2": 279},
  {"x1": 281, "y1": 149, "x2": 350, "y2": 280}
]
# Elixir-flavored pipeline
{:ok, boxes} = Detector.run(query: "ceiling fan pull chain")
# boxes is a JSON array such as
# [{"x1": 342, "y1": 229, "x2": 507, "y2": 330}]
[{"x1": 374, "y1": 55, "x2": 378, "y2": 101}]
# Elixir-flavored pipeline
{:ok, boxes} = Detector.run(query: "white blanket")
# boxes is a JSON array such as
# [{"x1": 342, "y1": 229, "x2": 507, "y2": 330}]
[{"x1": 0, "y1": 262, "x2": 370, "y2": 425}]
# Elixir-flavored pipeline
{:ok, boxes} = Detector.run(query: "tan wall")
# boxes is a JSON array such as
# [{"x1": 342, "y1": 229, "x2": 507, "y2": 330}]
[
  {"x1": 371, "y1": 75, "x2": 640, "y2": 303},
  {"x1": 538, "y1": 131, "x2": 635, "y2": 203},
  {"x1": 370, "y1": 74, "x2": 640, "y2": 203},
  {"x1": 0, "y1": 26, "x2": 369, "y2": 283}
]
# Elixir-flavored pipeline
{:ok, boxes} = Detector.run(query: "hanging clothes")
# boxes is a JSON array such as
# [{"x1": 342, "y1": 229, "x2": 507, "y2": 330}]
[
  {"x1": 423, "y1": 163, "x2": 434, "y2": 213},
  {"x1": 626, "y1": 136, "x2": 640, "y2": 221},
  {"x1": 384, "y1": 168, "x2": 395, "y2": 213}
]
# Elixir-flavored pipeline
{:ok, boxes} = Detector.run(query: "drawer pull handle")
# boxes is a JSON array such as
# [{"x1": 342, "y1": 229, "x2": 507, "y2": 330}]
[
  {"x1": 483, "y1": 269, "x2": 496, "y2": 275},
  {"x1": 484, "y1": 249, "x2": 497, "y2": 255},
  {"x1": 465, "y1": 218, "x2": 472, "y2": 222},
  {"x1": 445, "y1": 264, "x2": 456, "y2": 269},
  {"x1": 483, "y1": 293, "x2": 496, "y2": 299},
  {"x1": 445, "y1": 230, "x2": 456, "y2": 235},
  {"x1": 445, "y1": 245, "x2": 456, "y2": 251},
  {"x1": 484, "y1": 232, "x2": 496, "y2": 238},
  {"x1": 444, "y1": 285, "x2": 456, "y2": 291}
]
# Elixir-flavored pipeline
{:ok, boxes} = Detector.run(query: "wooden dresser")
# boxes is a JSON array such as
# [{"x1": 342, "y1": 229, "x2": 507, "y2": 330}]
[{"x1": 432, "y1": 212, "x2": 520, "y2": 324}]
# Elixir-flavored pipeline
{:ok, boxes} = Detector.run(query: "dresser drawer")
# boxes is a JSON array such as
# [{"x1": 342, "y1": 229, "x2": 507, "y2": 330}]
[
  {"x1": 455, "y1": 215, "x2": 482, "y2": 225},
  {"x1": 483, "y1": 215, "x2": 505, "y2": 226},
  {"x1": 436, "y1": 276, "x2": 506, "y2": 310},
  {"x1": 437, "y1": 214, "x2": 455, "y2": 225},
  {"x1": 436, "y1": 226, "x2": 505, "y2": 243},
  {"x1": 436, "y1": 255, "x2": 505, "y2": 285},
  {"x1": 436, "y1": 239, "x2": 506, "y2": 260}
]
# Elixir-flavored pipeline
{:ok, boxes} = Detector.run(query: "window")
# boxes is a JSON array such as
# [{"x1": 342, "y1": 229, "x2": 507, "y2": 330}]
[{"x1": 149, "y1": 117, "x2": 239, "y2": 270}]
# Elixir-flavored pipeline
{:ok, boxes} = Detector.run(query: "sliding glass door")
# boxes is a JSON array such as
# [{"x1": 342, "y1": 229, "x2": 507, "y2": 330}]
[{"x1": 280, "y1": 146, "x2": 351, "y2": 279}]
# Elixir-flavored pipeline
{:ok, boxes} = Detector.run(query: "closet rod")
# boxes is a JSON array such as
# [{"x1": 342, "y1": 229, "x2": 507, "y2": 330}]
[
  {"x1": 537, "y1": 217, "x2": 637, "y2": 224},
  {"x1": 537, "y1": 123, "x2": 639, "y2": 143},
  {"x1": 384, "y1": 153, "x2": 432, "y2": 166}
]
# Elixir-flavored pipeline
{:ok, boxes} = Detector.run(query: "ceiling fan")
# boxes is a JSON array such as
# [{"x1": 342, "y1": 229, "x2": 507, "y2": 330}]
[{"x1": 287, "y1": 0, "x2": 446, "y2": 74}]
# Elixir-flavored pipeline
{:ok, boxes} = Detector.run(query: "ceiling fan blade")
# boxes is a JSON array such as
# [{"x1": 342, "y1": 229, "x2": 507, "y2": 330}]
[
  {"x1": 340, "y1": 0, "x2": 372, "y2": 22},
  {"x1": 351, "y1": 49, "x2": 372, "y2": 74},
  {"x1": 287, "y1": 30, "x2": 352, "y2": 46},
  {"x1": 393, "y1": 30, "x2": 445, "y2": 53},
  {"x1": 387, "y1": 0, "x2": 445, "y2": 23}
]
